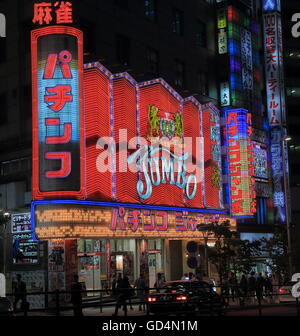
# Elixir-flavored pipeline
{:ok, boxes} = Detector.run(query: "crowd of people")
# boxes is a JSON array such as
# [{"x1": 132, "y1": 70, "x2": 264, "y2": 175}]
[{"x1": 221, "y1": 271, "x2": 285, "y2": 305}]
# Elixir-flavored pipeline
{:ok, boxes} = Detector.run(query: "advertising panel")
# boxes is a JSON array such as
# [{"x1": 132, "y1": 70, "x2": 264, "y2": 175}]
[
  {"x1": 263, "y1": 13, "x2": 286, "y2": 126},
  {"x1": 225, "y1": 108, "x2": 256, "y2": 217},
  {"x1": 31, "y1": 26, "x2": 84, "y2": 199},
  {"x1": 32, "y1": 201, "x2": 234, "y2": 240}
]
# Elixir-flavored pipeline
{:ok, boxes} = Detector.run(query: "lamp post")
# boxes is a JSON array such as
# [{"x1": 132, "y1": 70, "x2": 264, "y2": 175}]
[
  {"x1": 196, "y1": 223, "x2": 216, "y2": 277},
  {"x1": 0, "y1": 210, "x2": 11, "y2": 276}
]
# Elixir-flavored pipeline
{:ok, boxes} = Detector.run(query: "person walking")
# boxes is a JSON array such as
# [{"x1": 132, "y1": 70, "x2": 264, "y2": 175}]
[
  {"x1": 13, "y1": 274, "x2": 27, "y2": 312},
  {"x1": 248, "y1": 272, "x2": 257, "y2": 304},
  {"x1": 239, "y1": 273, "x2": 248, "y2": 306},
  {"x1": 154, "y1": 273, "x2": 165, "y2": 292},
  {"x1": 70, "y1": 274, "x2": 83, "y2": 316},
  {"x1": 221, "y1": 276, "x2": 230, "y2": 305},
  {"x1": 256, "y1": 272, "x2": 264, "y2": 303},
  {"x1": 134, "y1": 274, "x2": 147, "y2": 311},
  {"x1": 264, "y1": 272, "x2": 273, "y2": 302},
  {"x1": 228, "y1": 272, "x2": 238, "y2": 303}
]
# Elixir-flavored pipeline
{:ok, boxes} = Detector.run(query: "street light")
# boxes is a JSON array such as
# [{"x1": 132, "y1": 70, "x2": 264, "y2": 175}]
[
  {"x1": 0, "y1": 210, "x2": 11, "y2": 276},
  {"x1": 196, "y1": 223, "x2": 217, "y2": 277}
]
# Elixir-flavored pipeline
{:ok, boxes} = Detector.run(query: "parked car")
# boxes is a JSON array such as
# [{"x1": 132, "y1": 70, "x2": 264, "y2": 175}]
[
  {"x1": 146, "y1": 280, "x2": 226, "y2": 316},
  {"x1": 278, "y1": 281, "x2": 300, "y2": 303},
  {"x1": 0, "y1": 297, "x2": 14, "y2": 316}
]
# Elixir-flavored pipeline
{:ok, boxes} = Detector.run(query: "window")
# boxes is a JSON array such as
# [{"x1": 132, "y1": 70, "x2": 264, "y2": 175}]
[
  {"x1": 174, "y1": 60, "x2": 185, "y2": 89},
  {"x1": 145, "y1": 0, "x2": 157, "y2": 22},
  {"x1": 172, "y1": 8, "x2": 184, "y2": 35},
  {"x1": 197, "y1": 72, "x2": 209, "y2": 96},
  {"x1": 147, "y1": 48, "x2": 159, "y2": 76},
  {"x1": 0, "y1": 92, "x2": 7, "y2": 124},
  {"x1": 196, "y1": 21, "x2": 207, "y2": 48},
  {"x1": 116, "y1": 34, "x2": 130, "y2": 66}
]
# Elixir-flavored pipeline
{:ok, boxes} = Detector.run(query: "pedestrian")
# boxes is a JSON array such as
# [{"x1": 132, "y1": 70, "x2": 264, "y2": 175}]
[
  {"x1": 111, "y1": 273, "x2": 117, "y2": 297},
  {"x1": 264, "y1": 272, "x2": 273, "y2": 301},
  {"x1": 70, "y1": 274, "x2": 83, "y2": 316},
  {"x1": 221, "y1": 276, "x2": 230, "y2": 305},
  {"x1": 189, "y1": 272, "x2": 196, "y2": 281},
  {"x1": 228, "y1": 272, "x2": 238, "y2": 302},
  {"x1": 154, "y1": 273, "x2": 165, "y2": 292},
  {"x1": 13, "y1": 274, "x2": 27, "y2": 312},
  {"x1": 239, "y1": 273, "x2": 248, "y2": 306},
  {"x1": 256, "y1": 272, "x2": 264, "y2": 303},
  {"x1": 113, "y1": 275, "x2": 131, "y2": 316},
  {"x1": 181, "y1": 272, "x2": 189, "y2": 280},
  {"x1": 134, "y1": 273, "x2": 147, "y2": 311},
  {"x1": 248, "y1": 271, "x2": 256, "y2": 304}
]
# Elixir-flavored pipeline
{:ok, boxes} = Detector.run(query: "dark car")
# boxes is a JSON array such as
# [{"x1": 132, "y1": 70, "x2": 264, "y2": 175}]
[
  {"x1": 0, "y1": 297, "x2": 14, "y2": 316},
  {"x1": 146, "y1": 280, "x2": 226, "y2": 316}
]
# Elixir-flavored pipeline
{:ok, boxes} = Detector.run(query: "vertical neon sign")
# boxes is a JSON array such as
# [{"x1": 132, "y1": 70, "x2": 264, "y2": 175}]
[
  {"x1": 225, "y1": 108, "x2": 256, "y2": 217},
  {"x1": 31, "y1": 26, "x2": 85, "y2": 200}
]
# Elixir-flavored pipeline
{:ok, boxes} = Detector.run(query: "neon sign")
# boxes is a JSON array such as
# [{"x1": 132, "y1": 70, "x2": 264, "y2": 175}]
[
  {"x1": 32, "y1": 201, "x2": 235, "y2": 240},
  {"x1": 225, "y1": 108, "x2": 256, "y2": 217},
  {"x1": 263, "y1": 13, "x2": 286, "y2": 126},
  {"x1": 33, "y1": 1, "x2": 73, "y2": 25},
  {"x1": 31, "y1": 26, "x2": 84, "y2": 199},
  {"x1": 127, "y1": 145, "x2": 197, "y2": 200},
  {"x1": 263, "y1": 0, "x2": 281, "y2": 12}
]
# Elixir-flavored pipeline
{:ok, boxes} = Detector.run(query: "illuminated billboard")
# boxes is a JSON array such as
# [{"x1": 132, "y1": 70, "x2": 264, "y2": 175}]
[
  {"x1": 225, "y1": 108, "x2": 256, "y2": 217},
  {"x1": 31, "y1": 26, "x2": 84, "y2": 199},
  {"x1": 263, "y1": 12, "x2": 286, "y2": 126},
  {"x1": 34, "y1": 57, "x2": 219, "y2": 210},
  {"x1": 32, "y1": 200, "x2": 235, "y2": 240}
]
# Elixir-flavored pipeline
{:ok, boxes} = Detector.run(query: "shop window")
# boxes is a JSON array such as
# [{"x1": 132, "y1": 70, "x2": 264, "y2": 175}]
[
  {"x1": 116, "y1": 34, "x2": 131, "y2": 66},
  {"x1": 145, "y1": 0, "x2": 157, "y2": 22},
  {"x1": 172, "y1": 8, "x2": 184, "y2": 35}
]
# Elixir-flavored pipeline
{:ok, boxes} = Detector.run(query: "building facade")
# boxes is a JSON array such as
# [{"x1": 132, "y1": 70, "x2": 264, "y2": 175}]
[{"x1": 0, "y1": 0, "x2": 291, "y2": 305}]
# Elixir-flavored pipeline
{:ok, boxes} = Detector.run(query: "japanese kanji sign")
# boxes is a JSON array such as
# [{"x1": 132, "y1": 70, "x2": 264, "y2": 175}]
[
  {"x1": 225, "y1": 108, "x2": 256, "y2": 217},
  {"x1": 241, "y1": 29, "x2": 253, "y2": 91},
  {"x1": 270, "y1": 127, "x2": 287, "y2": 223},
  {"x1": 31, "y1": 26, "x2": 84, "y2": 199},
  {"x1": 263, "y1": 13, "x2": 286, "y2": 126},
  {"x1": 32, "y1": 1, "x2": 73, "y2": 25},
  {"x1": 220, "y1": 82, "x2": 230, "y2": 107}
]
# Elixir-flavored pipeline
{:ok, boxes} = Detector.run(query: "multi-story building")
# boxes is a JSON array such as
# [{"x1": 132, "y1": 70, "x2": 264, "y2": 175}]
[{"x1": 0, "y1": 0, "x2": 291, "y2": 305}]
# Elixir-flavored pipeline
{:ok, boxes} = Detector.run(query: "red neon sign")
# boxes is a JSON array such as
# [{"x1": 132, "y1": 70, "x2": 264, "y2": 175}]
[
  {"x1": 226, "y1": 109, "x2": 256, "y2": 217},
  {"x1": 31, "y1": 26, "x2": 84, "y2": 199},
  {"x1": 33, "y1": 2, "x2": 73, "y2": 25}
]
